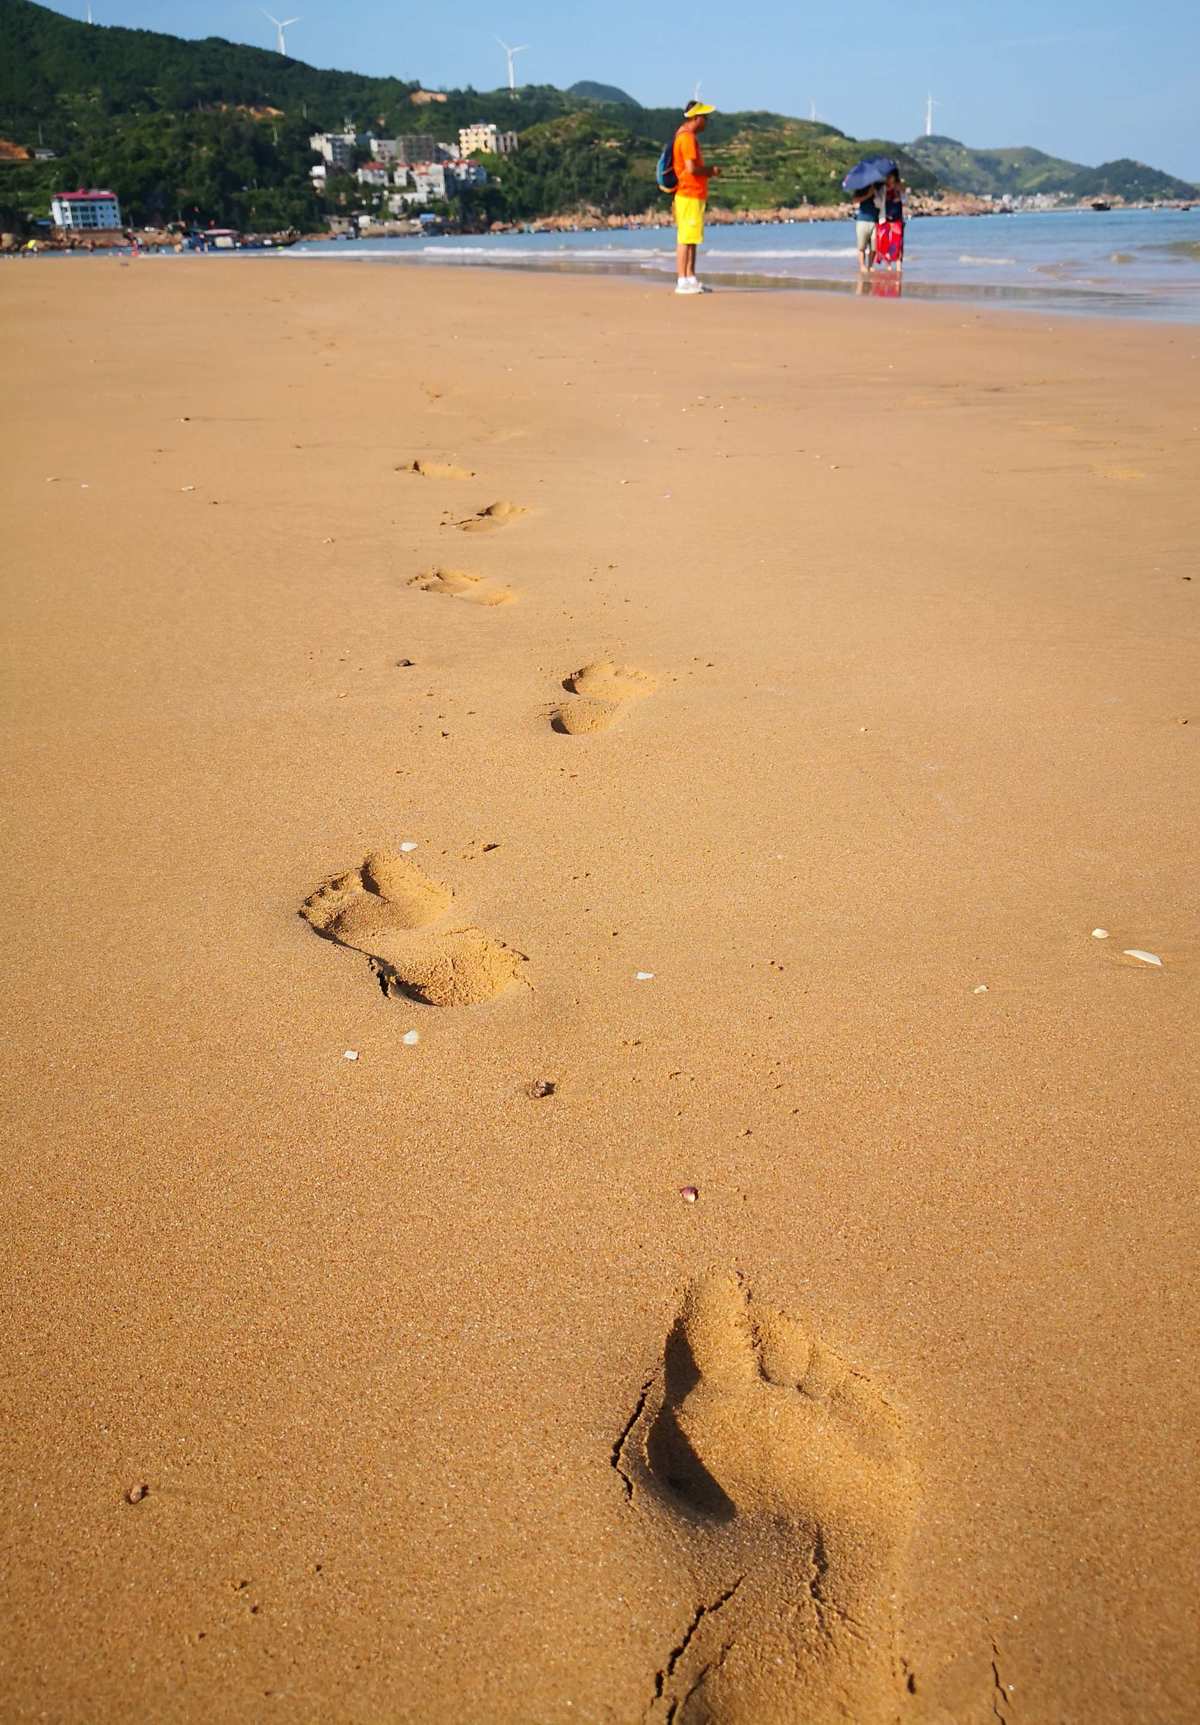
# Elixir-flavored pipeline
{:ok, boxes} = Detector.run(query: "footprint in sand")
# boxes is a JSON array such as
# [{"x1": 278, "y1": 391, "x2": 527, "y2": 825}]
[
  {"x1": 300, "y1": 850, "x2": 526, "y2": 1006},
  {"x1": 552, "y1": 661, "x2": 656, "y2": 734},
  {"x1": 621, "y1": 1274, "x2": 915, "y2": 1724},
  {"x1": 402, "y1": 458, "x2": 476, "y2": 480},
  {"x1": 410, "y1": 569, "x2": 517, "y2": 607},
  {"x1": 457, "y1": 500, "x2": 527, "y2": 534}
]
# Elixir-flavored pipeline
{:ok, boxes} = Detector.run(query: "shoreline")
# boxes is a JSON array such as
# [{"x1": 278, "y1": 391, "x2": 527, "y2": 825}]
[{"x1": 15, "y1": 205, "x2": 1200, "y2": 325}]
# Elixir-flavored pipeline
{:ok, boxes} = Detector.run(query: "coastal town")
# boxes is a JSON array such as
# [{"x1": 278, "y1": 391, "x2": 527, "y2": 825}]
[
  {"x1": 4, "y1": 58, "x2": 1194, "y2": 255},
  {"x1": 12, "y1": 134, "x2": 1196, "y2": 254}
]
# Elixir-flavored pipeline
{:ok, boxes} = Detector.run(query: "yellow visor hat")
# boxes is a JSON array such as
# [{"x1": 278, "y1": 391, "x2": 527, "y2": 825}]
[{"x1": 685, "y1": 101, "x2": 716, "y2": 117}]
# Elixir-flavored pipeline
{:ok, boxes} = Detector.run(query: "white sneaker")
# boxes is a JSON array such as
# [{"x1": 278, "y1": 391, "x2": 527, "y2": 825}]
[{"x1": 675, "y1": 279, "x2": 702, "y2": 295}]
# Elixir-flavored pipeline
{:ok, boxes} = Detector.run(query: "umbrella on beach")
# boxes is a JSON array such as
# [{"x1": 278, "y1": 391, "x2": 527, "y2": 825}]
[{"x1": 842, "y1": 155, "x2": 897, "y2": 194}]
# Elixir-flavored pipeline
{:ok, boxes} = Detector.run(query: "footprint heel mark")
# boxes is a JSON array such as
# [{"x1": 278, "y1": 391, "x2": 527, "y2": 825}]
[
  {"x1": 402, "y1": 458, "x2": 476, "y2": 480},
  {"x1": 632, "y1": 1274, "x2": 916, "y2": 1725},
  {"x1": 375, "y1": 926, "x2": 526, "y2": 1007},
  {"x1": 648, "y1": 1581, "x2": 744, "y2": 1719},
  {"x1": 551, "y1": 661, "x2": 657, "y2": 736},
  {"x1": 300, "y1": 851, "x2": 527, "y2": 1007},
  {"x1": 551, "y1": 697, "x2": 623, "y2": 735},
  {"x1": 410, "y1": 568, "x2": 517, "y2": 607},
  {"x1": 457, "y1": 500, "x2": 527, "y2": 533}
]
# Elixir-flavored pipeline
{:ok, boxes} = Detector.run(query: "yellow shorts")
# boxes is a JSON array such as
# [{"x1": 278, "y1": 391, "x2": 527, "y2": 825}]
[{"x1": 674, "y1": 195, "x2": 706, "y2": 246}]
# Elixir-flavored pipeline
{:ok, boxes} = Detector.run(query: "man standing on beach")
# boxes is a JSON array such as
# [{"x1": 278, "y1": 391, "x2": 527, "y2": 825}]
[{"x1": 674, "y1": 101, "x2": 719, "y2": 295}]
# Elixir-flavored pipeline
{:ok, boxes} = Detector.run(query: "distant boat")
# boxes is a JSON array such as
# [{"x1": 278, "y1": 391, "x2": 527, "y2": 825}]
[{"x1": 1090, "y1": 200, "x2": 1112, "y2": 212}]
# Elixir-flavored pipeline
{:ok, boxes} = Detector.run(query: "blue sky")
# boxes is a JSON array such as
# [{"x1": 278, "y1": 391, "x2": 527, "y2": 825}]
[{"x1": 59, "y1": 0, "x2": 1199, "y2": 178}]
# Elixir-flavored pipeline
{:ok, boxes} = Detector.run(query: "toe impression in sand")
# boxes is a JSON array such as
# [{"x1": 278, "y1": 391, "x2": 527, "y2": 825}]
[{"x1": 624, "y1": 1273, "x2": 916, "y2": 1725}]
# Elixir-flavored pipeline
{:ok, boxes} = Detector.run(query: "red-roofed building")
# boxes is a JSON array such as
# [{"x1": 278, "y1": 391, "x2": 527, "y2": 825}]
[{"x1": 50, "y1": 189, "x2": 122, "y2": 230}]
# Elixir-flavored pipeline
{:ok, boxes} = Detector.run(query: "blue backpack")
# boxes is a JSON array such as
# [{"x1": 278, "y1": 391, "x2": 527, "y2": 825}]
[{"x1": 656, "y1": 137, "x2": 678, "y2": 194}]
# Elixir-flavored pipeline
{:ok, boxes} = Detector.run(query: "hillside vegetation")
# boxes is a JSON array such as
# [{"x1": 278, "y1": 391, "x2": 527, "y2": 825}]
[{"x1": 906, "y1": 134, "x2": 1195, "y2": 201}]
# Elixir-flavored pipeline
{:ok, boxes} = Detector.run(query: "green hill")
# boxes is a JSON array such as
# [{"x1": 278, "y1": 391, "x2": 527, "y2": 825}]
[
  {"x1": 567, "y1": 80, "x2": 640, "y2": 108},
  {"x1": 906, "y1": 133, "x2": 1195, "y2": 200},
  {"x1": 1061, "y1": 157, "x2": 1199, "y2": 201}
]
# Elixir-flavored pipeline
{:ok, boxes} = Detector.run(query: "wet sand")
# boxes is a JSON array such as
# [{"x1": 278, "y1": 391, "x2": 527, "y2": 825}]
[{"x1": 1, "y1": 257, "x2": 1198, "y2": 1722}]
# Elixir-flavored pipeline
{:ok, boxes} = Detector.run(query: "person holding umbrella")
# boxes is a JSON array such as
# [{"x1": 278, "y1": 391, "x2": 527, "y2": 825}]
[{"x1": 843, "y1": 154, "x2": 898, "y2": 276}]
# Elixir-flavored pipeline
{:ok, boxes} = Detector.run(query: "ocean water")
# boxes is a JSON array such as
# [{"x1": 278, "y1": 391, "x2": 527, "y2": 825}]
[{"x1": 286, "y1": 207, "x2": 1200, "y2": 322}]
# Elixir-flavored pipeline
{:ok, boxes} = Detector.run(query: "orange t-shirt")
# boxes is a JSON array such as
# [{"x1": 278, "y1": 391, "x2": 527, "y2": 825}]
[{"x1": 673, "y1": 128, "x2": 708, "y2": 200}]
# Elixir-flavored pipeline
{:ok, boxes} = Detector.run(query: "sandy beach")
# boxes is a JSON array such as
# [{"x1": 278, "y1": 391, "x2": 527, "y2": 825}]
[{"x1": 2, "y1": 257, "x2": 1197, "y2": 1723}]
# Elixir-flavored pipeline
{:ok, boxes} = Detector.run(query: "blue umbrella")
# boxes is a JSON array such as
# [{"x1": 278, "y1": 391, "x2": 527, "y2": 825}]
[{"x1": 842, "y1": 155, "x2": 897, "y2": 194}]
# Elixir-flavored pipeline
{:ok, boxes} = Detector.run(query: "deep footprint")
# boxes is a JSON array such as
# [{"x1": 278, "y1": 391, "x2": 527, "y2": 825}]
[
  {"x1": 628, "y1": 1274, "x2": 916, "y2": 1725},
  {"x1": 551, "y1": 661, "x2": 656, "y2": 733},
  {"x1": 300, "y1": 850, "x2": 526, "y2": 1006},
  {"x1": 457, "y1": 500, "x2": 527, "y2": 533},
  {"x1": 410, "y1": 569, "x2": 517, "y2": 607}
]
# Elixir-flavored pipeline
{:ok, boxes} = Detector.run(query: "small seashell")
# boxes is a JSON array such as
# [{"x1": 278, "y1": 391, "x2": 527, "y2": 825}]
[
  {"x1": 527, "y1": 1078, "x2": 556, "y2": 1099},
  {"x1": 635, "y1": 971, "x2": 655, "y2": 981},
  {"x1": 402, "y1": 1030, "x2": 420, "y2": 1045},
  {"x1": 343, "y1": 1049, "x2": 359, "y2": 1061},
  {"x1": 126, "y1": 1484, "x2": 149, "y2": 1504},
  {"x1": 679, "y1": 1186, "x2": 699, "y2": 1203},
  {"x1": 181, "y1": 485, "x2": 195, "y2": 492},
  {"x1": 973, "y1": 984, "x2": 989, "y2": 994},
  {"x1": 399, "y1": 841, "x2": 418, "y2": 852},
  {"x1": 1092, "y1": 928, "x2": 1109, "y2": 939},
  {"x1": 1123, "y1": 949, "x2": 1162, "y2": 966}
]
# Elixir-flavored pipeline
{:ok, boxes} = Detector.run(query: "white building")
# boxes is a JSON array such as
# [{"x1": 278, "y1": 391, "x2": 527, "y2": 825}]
[
  {"x1": 50, "y1": 189, "x2": 122, "y2": 230},
  {"x1": 399, "y1": 162, "x2": 449, "y2": 203},
  {"x1": 390, "y1": 159, "x2": 489, "y2": 207},
  {"x1": 310, "y1": 130, "x2": 355, "y2": 171},
  {"x1": 356, "y1": 162, "x2": 390, "y2": 188},
  {"x1": 458, "y1": 123, "x2": 518, "y2": 157}
]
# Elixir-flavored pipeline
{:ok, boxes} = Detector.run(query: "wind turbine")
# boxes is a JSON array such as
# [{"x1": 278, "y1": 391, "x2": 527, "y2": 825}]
[
  {"x1": 262, "y1": 10, "x2": 300, "y2": 56},
  {"x1": 496, "y1": 37, "x2": 528, "y2": 96},
  {"x1": 924, "y1": 93, "x2": 938, "y2": 137}
]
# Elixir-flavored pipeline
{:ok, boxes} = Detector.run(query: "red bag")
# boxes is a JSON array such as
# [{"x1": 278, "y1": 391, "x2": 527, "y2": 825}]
[{"x1": 875, "y1": 219, "x2": 904, "y2": 264}]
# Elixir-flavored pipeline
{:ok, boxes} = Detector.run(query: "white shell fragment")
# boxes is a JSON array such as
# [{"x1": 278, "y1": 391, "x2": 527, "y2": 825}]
[
  {"x1": 635, "y1": 971, "x2": 655, "y2": 981},
  {"x1": 399, "y1": 841, "x2": 418, "y2": 852},
  {"x1": 1123, "y1": 949, "x2": 1163, "y2": 966},
  {"x1": 343, "y1": 1049, "x2": 359, "y2": 1061},
  {"x1": 1092, "y1": 929, "x2": 1109, "y2": 939},
  {"x1": 679, "y1": 1186, "x2": 699, "y2": 1203},
  {"x1": 973, "y1": 984, "x2": 989, "y2": 994},
  {"x1": 402, "y1": 1029, "x2": 420, "y2": 1045}
]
